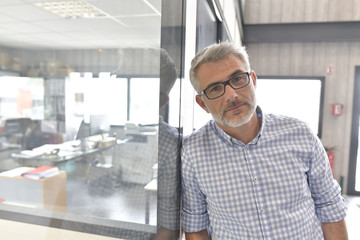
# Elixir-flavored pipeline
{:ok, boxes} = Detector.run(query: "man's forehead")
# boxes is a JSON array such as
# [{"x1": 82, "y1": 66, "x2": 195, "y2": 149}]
[{"x1": 198, "y1": 55, "x2": 246, "y2": 77}]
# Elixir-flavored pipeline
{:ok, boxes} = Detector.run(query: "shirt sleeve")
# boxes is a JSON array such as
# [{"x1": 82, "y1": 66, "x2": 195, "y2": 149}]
[
  {"x1": 181, "y1": 144, "x2": 209, "y2": 232},
  {"x1": 157, "y1": 140, "x2": 181, "y2": 230},
  {"x1": 157, "y1": 121, "x2": 181, "y2": 230},
  {"x1": 307, "y1": 131, "x2": 347, "y2": 222}
]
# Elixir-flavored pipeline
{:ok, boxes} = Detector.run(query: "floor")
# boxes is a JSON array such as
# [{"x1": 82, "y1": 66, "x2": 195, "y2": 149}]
[
  {"x1": 66, "y1": 173, "x2": 158, "y2": 226},
  {"x1": 344, "y1": 195, "x2": 360, "y2": 239}
]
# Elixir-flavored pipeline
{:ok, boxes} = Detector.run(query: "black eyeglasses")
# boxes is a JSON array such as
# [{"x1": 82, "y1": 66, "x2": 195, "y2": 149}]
[{"x1": 201, "y1": 72, "x2": 250, "y2": 100}]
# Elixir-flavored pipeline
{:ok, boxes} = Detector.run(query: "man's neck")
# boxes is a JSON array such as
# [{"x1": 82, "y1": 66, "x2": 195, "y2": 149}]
[{"x1": 217, "y1": 112, "x2": 260, "y2": 145}]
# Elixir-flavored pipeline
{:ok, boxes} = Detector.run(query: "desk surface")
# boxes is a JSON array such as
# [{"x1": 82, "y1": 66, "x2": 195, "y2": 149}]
[{"x1": 11, "y1": 142, "x2": 115, "y2": 167}]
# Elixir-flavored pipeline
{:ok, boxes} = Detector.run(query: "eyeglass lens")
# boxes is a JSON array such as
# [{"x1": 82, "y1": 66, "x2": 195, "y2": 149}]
[{"x1": 204, "y1": 72, "x2": 249, "y2": 99}]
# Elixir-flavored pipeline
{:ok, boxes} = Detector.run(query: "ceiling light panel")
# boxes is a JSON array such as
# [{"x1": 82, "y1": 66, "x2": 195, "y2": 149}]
[{"x1": 34, "y1": 1, "x2": 106, "y2": 19}]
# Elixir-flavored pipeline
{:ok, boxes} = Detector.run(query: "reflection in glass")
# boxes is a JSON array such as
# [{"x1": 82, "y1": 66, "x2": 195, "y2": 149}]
[
  {"x1": 0, "y1": 77, "x2": 44, "y2": 119},
  {"x1": 0, "y1": 0, "x2": 183, "y2": 238}
]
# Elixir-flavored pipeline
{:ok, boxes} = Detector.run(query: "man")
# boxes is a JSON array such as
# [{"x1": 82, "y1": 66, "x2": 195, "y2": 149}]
[{"x1": 181, "y1": 42, "x2": 348, "y2": 239}]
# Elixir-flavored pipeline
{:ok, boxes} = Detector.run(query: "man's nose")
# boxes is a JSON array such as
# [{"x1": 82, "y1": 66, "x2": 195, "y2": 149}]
[{"x1": 223, "y1": 84, "x2": 238, "y2": 101}]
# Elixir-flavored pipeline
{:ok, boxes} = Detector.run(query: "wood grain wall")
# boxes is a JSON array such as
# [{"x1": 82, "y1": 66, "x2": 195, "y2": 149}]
[{"x1": 244, "y1": 0, "x2": 360, "y2": 24}]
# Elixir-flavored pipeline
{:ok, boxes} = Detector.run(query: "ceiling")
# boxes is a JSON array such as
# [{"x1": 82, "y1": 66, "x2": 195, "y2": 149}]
[{"x1": 0, "y1": 0, "x2": 162, "y2": 50}]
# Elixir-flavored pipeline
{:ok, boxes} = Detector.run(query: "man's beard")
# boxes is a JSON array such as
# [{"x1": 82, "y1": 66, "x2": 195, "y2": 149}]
[{"x1": 206, "y1": 94, "x2": 257, "y2": 128}]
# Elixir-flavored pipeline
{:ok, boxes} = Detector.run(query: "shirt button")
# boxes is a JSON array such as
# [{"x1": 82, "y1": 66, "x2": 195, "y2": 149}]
[
  {"x1": 254, "y1": 177, "x2": 257, "y2": 182},
  {"x1": 260, "y1": 209, "x2": 264, "y2": 213}
]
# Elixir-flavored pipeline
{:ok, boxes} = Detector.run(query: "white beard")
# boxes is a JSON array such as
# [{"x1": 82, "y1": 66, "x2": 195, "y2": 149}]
[
  {"x1": 205, "y1": 86, "x2": 257, "y2": 128},
  {"x1": 212, "y1": 100, "x2": 256, "y2": 128}
]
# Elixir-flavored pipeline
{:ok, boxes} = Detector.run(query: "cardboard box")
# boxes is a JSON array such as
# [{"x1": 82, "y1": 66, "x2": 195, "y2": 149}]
[
  {"x1": 0, "y1": 53, "x2": 11, "y2": 69},
  {"x1": 0, "y1": 171, "x2": 67, "y2": 211}
]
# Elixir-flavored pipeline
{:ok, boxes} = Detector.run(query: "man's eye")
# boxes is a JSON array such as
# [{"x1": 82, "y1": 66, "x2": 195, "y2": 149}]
[
  {"x1": 232, "y1": 75, "x2": 247, "y2": 85},
  {"x1": 232, "y1": 77, "x2": 241, "y2": 83},
  {"x1": 233, "y1": 75, "x2": 245, "y2": 82},
  {"x1": 209, "y1": 85, "x2": 222, "y2": 93}
]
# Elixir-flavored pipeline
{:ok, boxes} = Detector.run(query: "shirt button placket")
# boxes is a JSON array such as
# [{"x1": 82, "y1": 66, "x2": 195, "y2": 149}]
[{"x1": 244, "y1": 145, "x2": 269, "y2": 239}]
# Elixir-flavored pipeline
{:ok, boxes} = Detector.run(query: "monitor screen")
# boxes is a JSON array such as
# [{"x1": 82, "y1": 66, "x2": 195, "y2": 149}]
[{"x1": 90, "y1": 114, "x2": 110, "y2": 135}]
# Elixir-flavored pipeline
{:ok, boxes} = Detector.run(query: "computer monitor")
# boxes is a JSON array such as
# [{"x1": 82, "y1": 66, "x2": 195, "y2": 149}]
[{"x1": 90, "y1": 114, "x2": 110, "y2": 135}]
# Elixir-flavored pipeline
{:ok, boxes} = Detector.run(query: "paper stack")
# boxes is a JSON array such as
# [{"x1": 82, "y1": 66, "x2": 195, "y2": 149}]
[{"x1": 21, "y1": 166, "x2": 59, "y2": 180}]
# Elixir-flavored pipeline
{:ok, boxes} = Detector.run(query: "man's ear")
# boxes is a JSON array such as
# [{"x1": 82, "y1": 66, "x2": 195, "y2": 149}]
[
  {"x1": 250, "y1": 71, "x2": 257, "y2": 87},
  {"x1": 196, "y1": 95, "x2": 210, "y2": 113}
]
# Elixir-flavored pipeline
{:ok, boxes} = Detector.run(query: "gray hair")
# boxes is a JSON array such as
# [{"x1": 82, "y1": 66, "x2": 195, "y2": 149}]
[{"x1": 189, "y1": 42, "x2": 251, "y2": 93}]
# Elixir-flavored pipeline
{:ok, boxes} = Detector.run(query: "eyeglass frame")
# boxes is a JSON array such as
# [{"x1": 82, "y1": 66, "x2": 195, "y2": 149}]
[{"x1": 200, "y1": 71, "x2": 251, "y2": 100}]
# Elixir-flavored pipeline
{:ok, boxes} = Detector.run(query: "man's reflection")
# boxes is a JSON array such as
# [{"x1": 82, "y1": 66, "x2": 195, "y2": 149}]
[{"x1": 155, "y1": 48, "x2": 181, "y2": 239}]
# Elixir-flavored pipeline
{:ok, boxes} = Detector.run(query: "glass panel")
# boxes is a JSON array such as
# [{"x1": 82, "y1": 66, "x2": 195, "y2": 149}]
[
  {"x1": 0, "y1": 0, "x2": 183, "y2": 238},
  {"x1": 257, "y1": 79, "x2": 323, "y2": 136}
]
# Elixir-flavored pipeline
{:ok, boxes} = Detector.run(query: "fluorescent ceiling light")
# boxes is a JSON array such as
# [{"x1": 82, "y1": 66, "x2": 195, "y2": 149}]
[{"x1": 34, "y1": 1, "x2": 105, "y2": 19}]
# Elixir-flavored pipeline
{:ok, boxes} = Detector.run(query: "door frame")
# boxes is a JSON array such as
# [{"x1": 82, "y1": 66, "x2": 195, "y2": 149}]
[{"x1": 348, "y1": 66, "x2": 360, "y2": 195}]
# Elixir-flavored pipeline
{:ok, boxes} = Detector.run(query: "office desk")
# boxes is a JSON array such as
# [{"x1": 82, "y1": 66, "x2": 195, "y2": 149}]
[{"x1": 11, "y1": 140, "x2": 116, "y2": 168}]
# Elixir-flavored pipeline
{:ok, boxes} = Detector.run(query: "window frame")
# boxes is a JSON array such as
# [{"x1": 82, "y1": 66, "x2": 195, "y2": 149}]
[{"x1": 257, "y1": 75, "x2": 325, "y2": 138}]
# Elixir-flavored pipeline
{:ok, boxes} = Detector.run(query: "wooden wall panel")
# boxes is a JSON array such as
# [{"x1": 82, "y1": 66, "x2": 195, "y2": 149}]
[
  {"x1": 327, "y1": 0, "x2": 338, "y2": 22},
  {"x1": 278, "y1": 43, "x2": 292, "y2": 75},
  {"x1": 304, "y1": 0, "x2": 316, "y2": 22},
  {"x1": 354, "y1": 0, "x2": 360, "y2": 20},
  {"x1": 244, "y1": 0, "x2": 260, "y2": 24},
  {"x1": 292, "y1": 0, "x2": 305, "y2": 23},
  {"x1": 281, "y1": 0, "x2": 293, "y2": 22},
  {"x1": 259, "y1": 0, "x2": 271, "y2": 23},
  {"x1": 269, "y1": 0, "x2": 282, "y2": 23},
  {"x1": 339, "y1": 0, "x2": 354, "y2": 21},
  {"x1": 312, "y1": 43, "x2": 326, "y2": 76},
  {"x1": 290, "y1": 43, "x2": 304, "y2": 75},
  {"x1": 302, "y1": 44, "x2": 314, "y2": 76},
  {"x1": 267, "y1": 43, "x2": 281, "y2": 75},
  {"x1": 316, "y1": 0, "x2": 330, "y2": 22},
  {"x1": 244, "y1": 0, "x2": 360, "y2": 24}
]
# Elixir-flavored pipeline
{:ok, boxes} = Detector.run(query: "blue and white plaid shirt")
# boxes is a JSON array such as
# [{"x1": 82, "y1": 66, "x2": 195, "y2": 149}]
[
  {"x1": 181, "y1": 108, "x2": 346, "y2": 239},
  {"x1": 157, "y1": 119, "x2": 181, "y2": 230}
]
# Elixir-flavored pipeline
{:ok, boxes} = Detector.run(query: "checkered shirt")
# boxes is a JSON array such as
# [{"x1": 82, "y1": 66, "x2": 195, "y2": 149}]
[
  {"x1": 157, "y1": 119, "x2": 181, "y2": 230},
  {"x1": 181, "y1": 108, "x2": 346, "y2": 239}
]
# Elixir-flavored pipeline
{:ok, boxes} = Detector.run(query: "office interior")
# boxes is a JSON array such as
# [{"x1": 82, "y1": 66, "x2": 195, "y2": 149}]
[{"x1": 0, "y1": 0, "x2": 359, "y2": 239}]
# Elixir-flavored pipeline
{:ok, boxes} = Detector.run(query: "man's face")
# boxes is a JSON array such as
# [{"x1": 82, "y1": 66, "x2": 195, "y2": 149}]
[{"x1": 195, "y1": 54, "x2": 257, "y2": 128}]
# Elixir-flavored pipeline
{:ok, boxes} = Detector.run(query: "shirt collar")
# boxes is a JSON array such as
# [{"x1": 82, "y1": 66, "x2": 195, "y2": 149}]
[{"x1": 211, "y1": 106, "x2": 264, "y2": 147}]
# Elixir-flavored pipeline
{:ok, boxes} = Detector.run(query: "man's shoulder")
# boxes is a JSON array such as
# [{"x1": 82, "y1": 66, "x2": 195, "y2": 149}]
[
  {"x1": 183, "y1": 121, "x2": 213, "y2": 145},
  {"x1": 264, "y1": 113, "x2": 313, "y2": 136},
  {"x1": 265, "y1": 113, "x2": 308, "y2": 127}
]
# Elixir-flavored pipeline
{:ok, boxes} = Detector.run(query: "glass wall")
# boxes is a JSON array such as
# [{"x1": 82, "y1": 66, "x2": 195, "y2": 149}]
[{"x1": 0, "y1": 0, "x2": 184, "y2": 238}]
